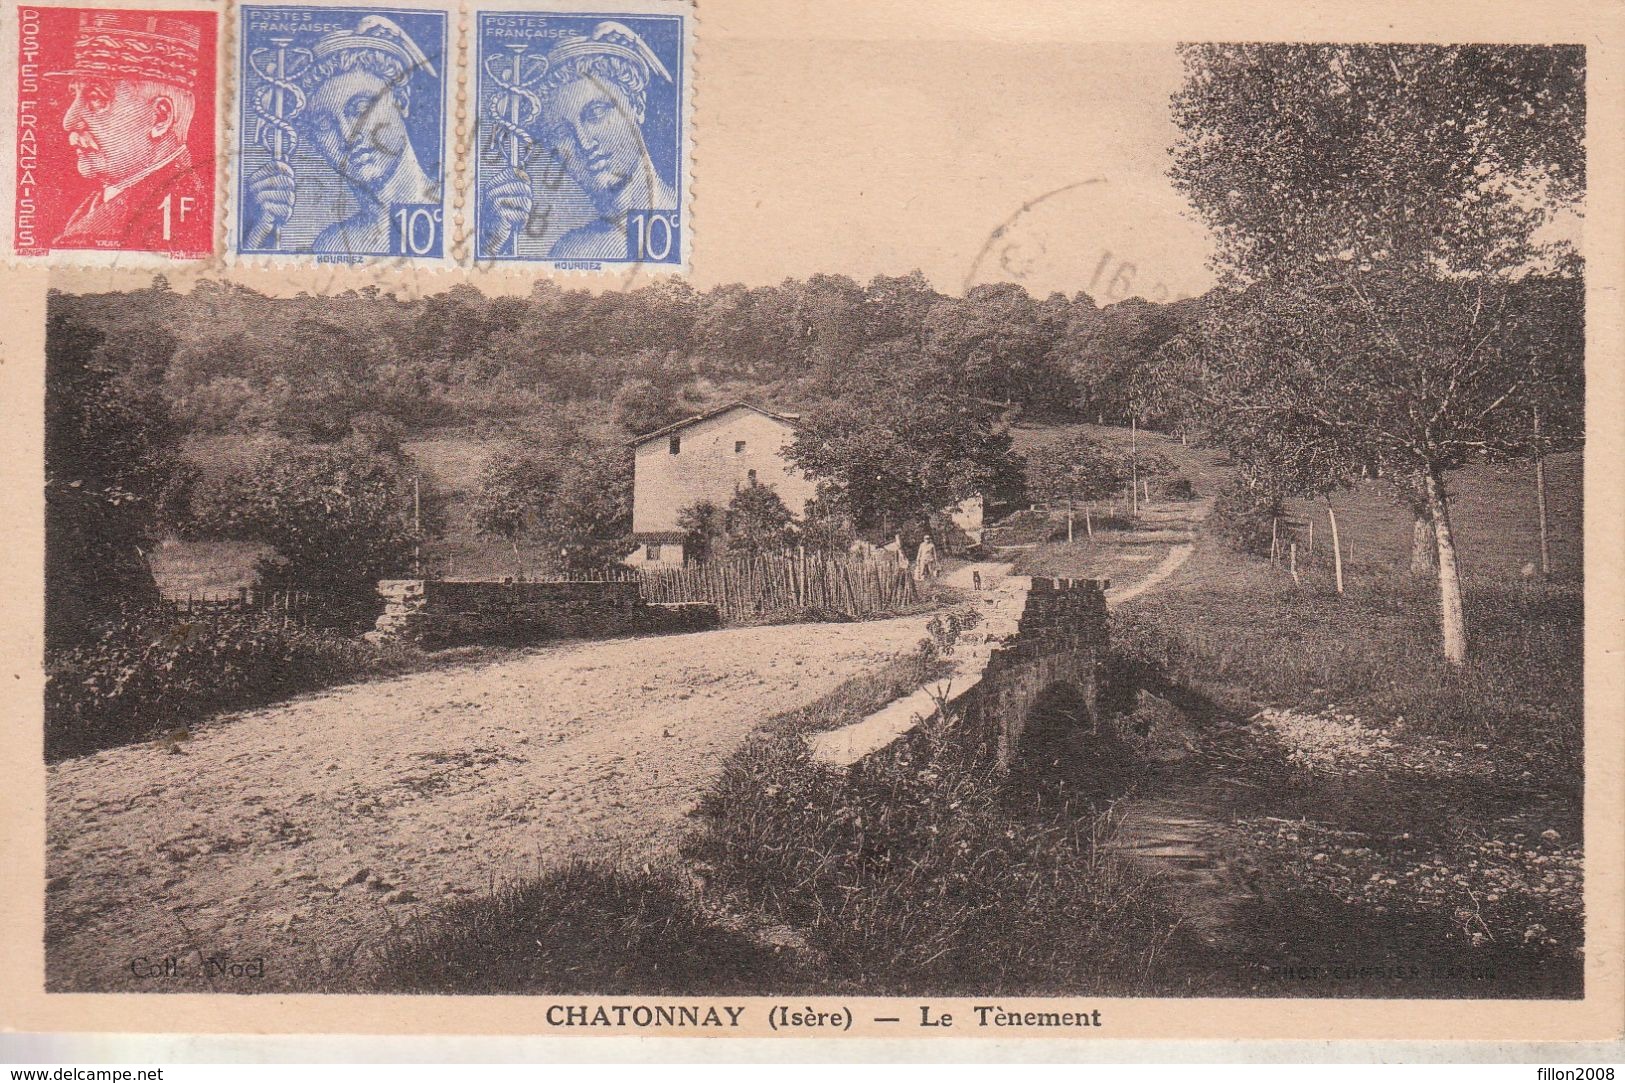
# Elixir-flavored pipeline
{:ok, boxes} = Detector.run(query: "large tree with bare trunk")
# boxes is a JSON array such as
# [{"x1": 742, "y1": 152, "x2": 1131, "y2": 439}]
[{"x1": 1166, "y1": 43, "x2": 1585, "y2": 663}]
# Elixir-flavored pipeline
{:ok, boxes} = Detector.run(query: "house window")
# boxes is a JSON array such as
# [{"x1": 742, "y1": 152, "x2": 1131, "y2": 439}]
[
  {"x1": 747, "y1": 469, "x2": 757, "y2": 485},
  {"x1": 735, "y1": 440, "x2": 746, "y2": 453},
  {"x1": 668, "y1": 435, "x2": 681, "y2": 455},
  {"x1": 646, "y1": 543, "x2": 662, "y2": 561}
]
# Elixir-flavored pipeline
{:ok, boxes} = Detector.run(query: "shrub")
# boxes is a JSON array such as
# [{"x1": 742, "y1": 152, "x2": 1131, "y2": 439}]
[
  {"x1": 44, "y1": 608, "x2": 417, "y2": 760},
  {"x1": 919, "y1": 604, "x2": 984, "y2": 663},
  {"x1": 1207, "y1": 477, "x2": 1283, "y2": 556},
  {"x1": 685, "y1": 712, "x2": 1181, "y2": 994},
  {"x1": 1159, "y1": 474, "x2": 1196, "y2": 501},
  {"x1": 188, "y1": 440, "x2": 419, "y2": 605}
]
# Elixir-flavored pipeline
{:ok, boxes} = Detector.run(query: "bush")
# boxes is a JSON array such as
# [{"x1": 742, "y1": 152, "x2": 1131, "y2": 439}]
[
  {"x1": 1207, "y1": 477, "x2": 1283, "y2": 556},
  {"x1": 189, "y1": 441, "x2": 419, "y2": 605},
  {"x1": 919, "y1": 604, "x2": 983, "y2": 663},
  {"x1": 684, "y1": 712, "x2": 1181, "y2": 994},
  {"x1": 44, "y1": 608, "x2": 417, "y2": 760},
  {"x1": 1158, "y1": 474, "x2": 1196, "y2": 501}
]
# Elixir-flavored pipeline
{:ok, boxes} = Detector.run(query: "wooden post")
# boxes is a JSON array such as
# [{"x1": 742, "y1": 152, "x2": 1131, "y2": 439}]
[
  {"x1": 1067, "y1": 496, "x2": 1074, "y2": 543},
  {"x1": 1085, "y1": 505, "x2": 1093, "y2": 539},
  {"x1": 1308, "y1": 518, "x2": 1315, "y2": 555},
  {"x1": 1270, "y1": 517, "x2": 1279, "y2": 563},
  {"x1": 1289, "y1": 542, "x2": 1300, "y2": 584},
  {"x1": 1326, "y1": 500, "x2": 1344, "y2": 595},
  {"x1": 1130, "y1": 415, "x2": 1139, "y2": 517},
  {"x1": 1534, "y1": 405, "x2": 1551, "y2": 575}
]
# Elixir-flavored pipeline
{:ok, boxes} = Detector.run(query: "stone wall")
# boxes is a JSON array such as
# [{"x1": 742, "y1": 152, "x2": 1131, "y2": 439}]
[{"x1": 366, "y1": 579, "x2": 719, "y2": 648}]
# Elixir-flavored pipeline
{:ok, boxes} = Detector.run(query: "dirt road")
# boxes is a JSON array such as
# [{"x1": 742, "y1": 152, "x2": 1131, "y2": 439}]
[{"x1": 45, "y1": 616, "x2": 933, "y2": 992}]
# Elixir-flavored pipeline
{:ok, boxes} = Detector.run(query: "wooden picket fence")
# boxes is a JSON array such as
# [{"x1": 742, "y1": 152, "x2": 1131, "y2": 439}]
[
  {"x1": 638, "y1": 552, "x2": 918, "y2": 623},
  {"x1": 165, "y1": 587, "x2": 373, "y2": 630}
]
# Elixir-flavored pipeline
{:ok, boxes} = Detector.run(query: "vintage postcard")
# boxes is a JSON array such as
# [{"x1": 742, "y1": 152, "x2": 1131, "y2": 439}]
[{"x1": 0, "y1": 0, "x2": 1621, "y2": 1056}]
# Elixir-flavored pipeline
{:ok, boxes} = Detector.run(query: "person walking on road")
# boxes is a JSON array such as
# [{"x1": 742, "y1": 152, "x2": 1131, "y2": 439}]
[{"x1": 915, "y1": 533, "x2": 939, "y2": 581}]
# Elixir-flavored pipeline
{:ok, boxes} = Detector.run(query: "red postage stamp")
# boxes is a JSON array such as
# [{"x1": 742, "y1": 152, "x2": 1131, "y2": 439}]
[{"x1": 14, "y1": 7, "x2": 217, "y2": 258}]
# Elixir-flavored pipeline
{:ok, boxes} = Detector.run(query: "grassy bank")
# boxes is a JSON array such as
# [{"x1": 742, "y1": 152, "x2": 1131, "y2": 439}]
[
  {"x1": 1108, "y1": 536, "x2": 1584, "y2": 997},
  {"x1": 45, "y1": 610, "x2": 426, "y2": 761},
  {"x1": 1111, "y1": 541, "x2": 1583, "y2": 777}
]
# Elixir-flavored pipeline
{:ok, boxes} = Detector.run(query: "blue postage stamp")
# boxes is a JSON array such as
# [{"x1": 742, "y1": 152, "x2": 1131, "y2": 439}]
[
  {"x1": 236, "y1": 6, "x2": 448, "y2": 260},
  {"x1": 474, "y1": 7, "x2": 687, "y2": 268}
]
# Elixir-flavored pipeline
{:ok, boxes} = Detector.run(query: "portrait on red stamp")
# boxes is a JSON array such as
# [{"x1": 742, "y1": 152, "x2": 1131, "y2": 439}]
[{"x1": 13, "y1": 7, "x2": 217, "y2": 258}]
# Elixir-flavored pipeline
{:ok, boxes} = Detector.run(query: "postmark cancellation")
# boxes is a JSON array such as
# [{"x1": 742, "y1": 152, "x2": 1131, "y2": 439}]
[
  {"x1": 234, "y1": 4, "x2": 449, "y2": 261},
  {"x1": 473, "y1": 5, "x2": 688, "y2": 270}
]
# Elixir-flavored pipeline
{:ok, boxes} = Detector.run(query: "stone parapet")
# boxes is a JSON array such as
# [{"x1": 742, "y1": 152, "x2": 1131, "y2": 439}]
[{"x1": 809, "y1": 571, "x2": 1109, "y2": 769}]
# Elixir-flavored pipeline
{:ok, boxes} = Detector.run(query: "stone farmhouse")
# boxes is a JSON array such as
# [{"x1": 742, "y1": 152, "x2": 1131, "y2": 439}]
[
  {"x1": 626, "y1": 403, "x2": 819, "y2": 567},
  {"x1": 625, "y1": 401, "x2": 986, "y2": 568}
]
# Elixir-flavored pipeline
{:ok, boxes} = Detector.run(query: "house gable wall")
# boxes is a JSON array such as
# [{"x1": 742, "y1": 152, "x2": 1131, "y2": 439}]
[{"x1": 631, "y1": 407, "x2": 819, "y2": 534}]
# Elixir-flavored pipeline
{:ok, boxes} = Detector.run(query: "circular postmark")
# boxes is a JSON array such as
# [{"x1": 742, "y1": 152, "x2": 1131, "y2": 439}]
[{"x1": 964, "y1": 176, "x2": 1213, "y2": 303}]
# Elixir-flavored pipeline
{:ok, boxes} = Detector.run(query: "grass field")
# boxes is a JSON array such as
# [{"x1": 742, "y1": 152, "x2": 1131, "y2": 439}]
[
  {"x1": 149, "y1": 538, "x2": 272, "y2": 597},
  {"x1": 1011, "y1": 421, "x2": 1582, "y2": 582},
  {"x1": 1284, "y1": 453, "x2": 1582, "y2": 580}
]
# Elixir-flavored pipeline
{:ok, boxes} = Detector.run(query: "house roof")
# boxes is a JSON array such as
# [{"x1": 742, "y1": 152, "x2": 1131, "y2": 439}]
[
  {"x1": 630, "y1": 402, "x2": 801, "y2": 447},
  {"x1": 633, "y1": 530, "x2": 689, "y2": 544}
]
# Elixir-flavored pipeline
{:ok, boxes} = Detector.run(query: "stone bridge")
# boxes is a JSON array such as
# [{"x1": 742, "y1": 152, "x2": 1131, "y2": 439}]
[{"x1": 809, "y1": 565, "x2": 1110, "y2": 769}]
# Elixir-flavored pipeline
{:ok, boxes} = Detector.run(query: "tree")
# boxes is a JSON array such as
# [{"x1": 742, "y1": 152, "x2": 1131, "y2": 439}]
[
  {"x1": 788, "y1": 381, "x2": 1024, "y2": 534},
  {"x1": 799, "y1": 486, "x2": 856, "y2": 554},
  {"x1": 1168, "y1": 44, "x2": 1585, "y2": 663},
  {"x1": 923, "y1": 282, "x2": 1069, "y2": 407},
  {"x1": 544, "y1": 442, "x2": 637, "y2": 571},
  {"x1": 862, "y1": 270, "x2": 940, "y2": 349},
  {"x1": 611, "y1": 376, "x2": 689, "y2": 438},
  {"x1": 470, "y1": 444, "x2": 560, "y2": 579},
  {"x1": 1061, "y1": 297, "x2": 1195, "y2": 424},
  {"x1": 1024, "y1": 436, "x2": 1128, "y2": 540},
  {"x1": 45, "y1": 309, "x2": 185, "y2": 646},
  {"x1": 677, "y1": 498, "x2": 727, "y2": 564},
  {"x1": 193, "y1": 442, "x2": 419, "y2": 605},
  {"x1": 726, "y1": 480, "x2": 795, "y2": 555}
]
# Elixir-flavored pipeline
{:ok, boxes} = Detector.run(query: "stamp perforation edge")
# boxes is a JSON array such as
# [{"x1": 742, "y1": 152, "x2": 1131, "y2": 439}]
[{"x1": 2, "y1": 0, "x2": 226, "y2": 269}]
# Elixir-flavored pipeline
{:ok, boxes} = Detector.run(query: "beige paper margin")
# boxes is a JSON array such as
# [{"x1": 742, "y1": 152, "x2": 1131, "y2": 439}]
[{"x1": 0, "y1": 0, "x2": 1621, "y2": 1046}]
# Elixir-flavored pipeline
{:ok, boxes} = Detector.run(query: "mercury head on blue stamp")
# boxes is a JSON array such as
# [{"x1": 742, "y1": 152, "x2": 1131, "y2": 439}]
[
  {"x1": 238, "y1": 6, "x2": 447, "y2": 259},
  {"x1": 475, "y1": 10, "x2": 685, "y2": 266}
]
